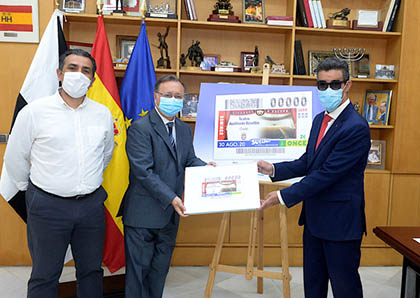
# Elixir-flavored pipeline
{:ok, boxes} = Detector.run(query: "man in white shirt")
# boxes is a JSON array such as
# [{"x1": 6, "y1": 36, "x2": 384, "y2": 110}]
[
  {"x1": 257, "y1": 58, "x2": 370, "y2": 298},
  {"x1": 4, "y1": 49, "x2": 114, "y2": 298}
]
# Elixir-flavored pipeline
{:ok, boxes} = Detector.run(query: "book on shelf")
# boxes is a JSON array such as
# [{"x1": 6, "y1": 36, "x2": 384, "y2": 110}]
[
  {"x1": 382, "y1": 0, "x2": 396, "y2": 31},
  {"x1": 384, "y1": 0, "x2": 401, "y2": 32},
  {"x1": 312, "y1": 0, "x2": 322, "y2": 29},
  {"x1": 296, "y1": 0, "x2": 308, "y2": 27},
  {"x1": 267, "y1": 20, "x2": 294, "y2": 26},
  {"x1": 213, "y1": 66, "x2": 241, "y2": 72},
  {"x1": 316, "y1": 1, "x2": 327, "y2": 29},
  {"x1": 184, "y1": 0, "x2": 191, "y2": 20},
  {"x1": 266, "y1": 16, "x2": 293, "y2": 26},
  {"x1": 303, "y1": 0, "x2": 314, "y2": 27},
  {"x1": 266, "y1": 16, "x2": 293, "y2": 20},
  {"x1": 309, "y1": 0, "x2": 319, "y2": 28},
  {"x1": 184, "y1": 0, "x2": 197, "y2": 20},
  {"x1": 293, "y1": 40, "x2": 306, "y2": 75},
  {"x1": 190, "y1": 0, "x2": 198, "y2": 20}
]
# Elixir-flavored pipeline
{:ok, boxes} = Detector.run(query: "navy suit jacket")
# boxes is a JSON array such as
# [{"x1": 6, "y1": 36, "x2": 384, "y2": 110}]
[
  {"x1": 121, "y1": 109, "x2": 206, "y2": 229},
  {"x1": 272, "y1": 104, "x2": 371, "y2": 241}
]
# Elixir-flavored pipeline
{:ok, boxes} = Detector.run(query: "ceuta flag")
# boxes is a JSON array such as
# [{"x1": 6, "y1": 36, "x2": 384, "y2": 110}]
[
  {"x1": 87, "y1": 15, "x2": 129, "y2": 273},
  {"x1": 0, "y1": 9, "x2": 67, "y2": 220}
]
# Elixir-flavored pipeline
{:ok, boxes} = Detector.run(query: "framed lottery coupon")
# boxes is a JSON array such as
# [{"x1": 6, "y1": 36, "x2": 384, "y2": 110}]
[
  {"x1": 213, "y1": 91, "x2": 312, "y2": 161},
  {"x1": 184, "y1": 163, "x2": 260, "y2": 215}
]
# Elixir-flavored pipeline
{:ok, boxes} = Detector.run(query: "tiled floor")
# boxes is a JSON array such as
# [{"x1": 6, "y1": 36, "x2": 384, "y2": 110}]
[{"x1": 0, "y1": 266, "x2": 401, "y2": 297}]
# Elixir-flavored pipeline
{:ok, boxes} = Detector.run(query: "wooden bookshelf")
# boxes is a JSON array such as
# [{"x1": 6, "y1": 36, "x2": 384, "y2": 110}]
[{"x1": 60, "y1": 0, "x2": 411, "y2": 267}]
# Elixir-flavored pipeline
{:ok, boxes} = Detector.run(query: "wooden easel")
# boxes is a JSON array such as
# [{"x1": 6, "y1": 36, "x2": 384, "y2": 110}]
[{"x1": 204, "y1": 65, "x2": 292, "y2": 298}]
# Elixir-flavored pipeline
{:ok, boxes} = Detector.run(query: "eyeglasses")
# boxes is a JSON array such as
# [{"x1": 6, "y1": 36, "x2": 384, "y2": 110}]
[
  {"x1": 156, "y1": 92, "x2": 184, "y2": 100},
  {"x1": 316, "y1": 80, "x2": 346, "y2": 91}
]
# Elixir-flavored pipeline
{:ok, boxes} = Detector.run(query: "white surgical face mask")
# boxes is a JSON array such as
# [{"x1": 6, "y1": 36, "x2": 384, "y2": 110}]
[{"x1": 62, "y1": 71, "x2": 91, "y2": 98}]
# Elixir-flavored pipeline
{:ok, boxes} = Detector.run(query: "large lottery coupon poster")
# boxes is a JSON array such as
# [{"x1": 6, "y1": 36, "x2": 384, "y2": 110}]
[
  {"x1": 214, "y1": 91, "x2": 312, "y2": 160},
  {"x1": 194, "y1": 83, "x2": 324, "y2": 163}
]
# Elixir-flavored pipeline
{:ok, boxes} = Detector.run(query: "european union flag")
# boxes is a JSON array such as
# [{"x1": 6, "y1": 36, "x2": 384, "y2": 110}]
[{"x1": 120, "y1": 23, "x2": 156, "y2": 124}]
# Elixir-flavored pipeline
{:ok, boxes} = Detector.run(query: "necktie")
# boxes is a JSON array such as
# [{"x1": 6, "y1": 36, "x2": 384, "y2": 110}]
[
  {"x1": 315, "y1": 114, "x2": 332, "y2": 150},
  {"x1": 167, "y1": 122, "x2": 176, "y2": 153},
  {"x1": 368, "y1": 105, "x2": 372, "y2": 120}
]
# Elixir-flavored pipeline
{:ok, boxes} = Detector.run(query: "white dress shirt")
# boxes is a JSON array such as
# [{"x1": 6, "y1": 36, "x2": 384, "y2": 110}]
[
  {"x1": 155, "y1": 107, "x2": 177, "y2": 144},
  {"x1": 4, "y1": 90, "x2": 114, "y2": 197},
  {"x1": 275, "y1": 99, "x2": 351, "y2": 205}
]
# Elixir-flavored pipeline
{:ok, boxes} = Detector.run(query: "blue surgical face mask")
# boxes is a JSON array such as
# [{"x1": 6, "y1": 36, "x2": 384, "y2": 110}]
[
  {"x1": 158, "y1": 97, "x2": 183, "y2": 117},
  {"x1": 318, "y1": 87, "x2": 343, "y2": 112}
]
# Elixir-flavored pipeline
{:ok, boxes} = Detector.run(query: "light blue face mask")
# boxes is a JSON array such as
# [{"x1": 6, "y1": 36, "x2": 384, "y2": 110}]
[
  {"x1": 318, "y1": 88, "x2": 343, "y2": 112},
  {"x1": 158, "y1": 97, "x2": 183, "y2": 117}
]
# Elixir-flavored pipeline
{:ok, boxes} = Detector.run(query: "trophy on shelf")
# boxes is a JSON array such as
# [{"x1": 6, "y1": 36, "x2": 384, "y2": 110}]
[
  {"x1": 266, "y1": 56, "x2": 288, "y2": 74},
  {"x1": 154, "y1": 27, "x2": 171, "y2": 69},
  {"x1": 333, "y1": 48, "x2": 366, "y2": 78},
  {"x1": 146, "y1": 0, "x2": 177, "y2": 19},
  {"x1": 112, "y1": 0, "x2": 126, "y2": 16},
  {"x1": 186, "y1": 40, "x2": 204, "y2": 70},
  {"x1": 327, "y1": 8, "x2": 352, "y2": 29},
  {"x1": 208, "y1": 0, "x2": 241, "y2": 23}
]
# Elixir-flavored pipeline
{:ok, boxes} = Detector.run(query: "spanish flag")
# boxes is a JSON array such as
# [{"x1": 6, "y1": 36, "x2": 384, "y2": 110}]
[{"x1": 87, "y1": 16, "x2": 129, "y2": 273}]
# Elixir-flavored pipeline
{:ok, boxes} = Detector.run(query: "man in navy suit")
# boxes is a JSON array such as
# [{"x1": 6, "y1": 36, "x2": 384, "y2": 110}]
[
  {"x1": 258, "y1": 58, "x2": 370, "y2": 298},
  {"x1": 122, "y1": 75, "x2": 212, "y2": 298}
]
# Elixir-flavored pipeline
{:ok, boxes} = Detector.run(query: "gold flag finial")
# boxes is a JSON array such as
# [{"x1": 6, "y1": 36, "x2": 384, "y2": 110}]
[
  {"x1": 97, "y1": 0, "x2": 104, "y2": 15},
  {"x1": 140, "y1": 0, "x2": 147, "y2": 20}
]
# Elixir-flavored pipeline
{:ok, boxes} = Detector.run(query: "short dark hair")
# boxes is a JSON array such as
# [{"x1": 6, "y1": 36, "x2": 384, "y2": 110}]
[
  {"x1": 315, "y1": 57, "x2": 349, "y2": 82},
  {"x1": 59, "y1": 49, "x2": 97, "y2": 76},
  {"x1": 154, "y1": 74, "x2": 186, "y2": 93}
]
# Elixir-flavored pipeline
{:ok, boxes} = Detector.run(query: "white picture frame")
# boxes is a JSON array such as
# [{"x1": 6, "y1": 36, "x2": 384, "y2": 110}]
[
  {"x1": 0, "y1": 0, "x2": 39, "y2": 43},
  {"x1": 184, "y1": 163, "x2": 260, "y2": 215}
]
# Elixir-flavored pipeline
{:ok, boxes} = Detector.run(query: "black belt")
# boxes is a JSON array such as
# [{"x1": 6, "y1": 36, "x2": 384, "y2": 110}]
[{"x1": 29, "y1": 180, "x2": 99, "y2": 200}]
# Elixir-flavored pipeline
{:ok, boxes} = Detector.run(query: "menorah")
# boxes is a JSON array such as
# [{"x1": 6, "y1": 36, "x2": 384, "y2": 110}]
[{"x1": 333, "y1": 48, "x2": 366, "y2": 78}]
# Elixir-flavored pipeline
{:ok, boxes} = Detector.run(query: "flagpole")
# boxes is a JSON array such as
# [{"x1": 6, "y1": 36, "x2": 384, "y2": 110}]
[
  {"x1": 140, "y1": 0, "x2": 146, "y2": 24},
  {"x1": 97, "y1": 0, "x2": 104, "y2": 15}
]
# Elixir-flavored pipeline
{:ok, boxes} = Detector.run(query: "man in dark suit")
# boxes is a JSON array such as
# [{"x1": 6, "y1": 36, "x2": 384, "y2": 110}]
[
  {"x1": 122, "y1": 75, "x2": 211, "y2": 298},
  {"x1": 258, "y1": 58, "x2": 370, "y2": 298},
  {"x1": 363, "y1": 93, "x2": 379, "y2": 123}
]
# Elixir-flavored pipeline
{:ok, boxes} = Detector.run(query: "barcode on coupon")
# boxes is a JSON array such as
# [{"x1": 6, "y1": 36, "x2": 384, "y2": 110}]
[
  {"x1": 225, "y1": 98, "x2": 262, "y2": 109},
  {"x1": 236, "y1": 148, "x2": 285, "y2": 154}
]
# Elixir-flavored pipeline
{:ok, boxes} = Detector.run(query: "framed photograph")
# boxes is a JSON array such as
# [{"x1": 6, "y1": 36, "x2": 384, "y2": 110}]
[
  {"x1": 180, "y1": 94, "x2": 199, "y2": 118},
  {"x1": 116, "y1": 35, "x2": 137, "y2": 62},
  {"x1": 308, "y1": 50, "x2": 336, "y2": 76},
  {"x1": 357, "y1": 10, "x2": 379, "y2": 27},
  {"x1": 375, "y1": 64, "x2": 395, "y2": 80},
  {"x1": 367, "y1": 140, "x2": 386, "y2": 170},
  {"x1": 241, "y1": 52, "x2": 256, "y2": 72},
  {"x1": 62, "y1": 0, "x2": 85, "y2": 13},
  {"x1": 243, "y1": 0, "x2": 265, "y2": 24},
  {"x1": 352, "y1": 54, "x2": 370, "y2": 78},
  {"x1": 362, "y1": 90, "x2": 392, "y2": 125},
  {"x1": 0, "y1": 0, "x2": 39, "y2": 43},
  {"x1": 200, "y1": 54, "x2": 220, "y2": 71},
  {"x1": 67, "y1": 41, "x2": 93, "y2": 54}
]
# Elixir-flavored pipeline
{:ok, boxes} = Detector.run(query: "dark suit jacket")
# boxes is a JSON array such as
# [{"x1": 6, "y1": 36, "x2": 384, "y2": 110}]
[
  {"x1": 122, "y1": 109, "x2": 206, "y2": 229},
  {"x1": 363, "y1": 104, "x2": 378, "y2": 122},
  {"x1": 272, "y1": 104, "x2": 371, "y2": 241}
]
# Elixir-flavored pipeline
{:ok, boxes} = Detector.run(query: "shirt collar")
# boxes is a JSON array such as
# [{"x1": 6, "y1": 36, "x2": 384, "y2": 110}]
[
  {"x1": 155, "y1": 107, "x2": 175, "y2": 126},
  {"x1": 326, "y1": 99, "x2": 350, "y2": 120},
  {"x1": 56, "y1": 89, "x2": 89, "y2": 110}
]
